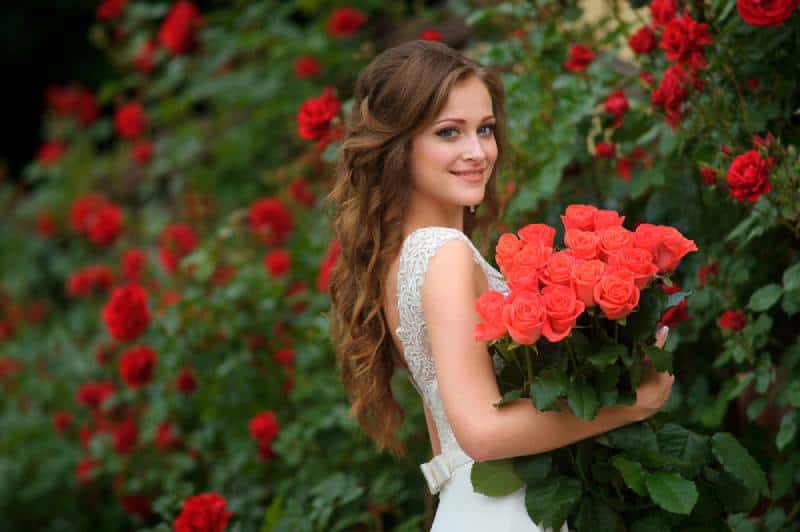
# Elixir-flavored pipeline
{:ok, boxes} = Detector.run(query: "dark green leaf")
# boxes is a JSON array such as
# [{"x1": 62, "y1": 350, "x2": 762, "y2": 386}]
[
  {"x1": 513, "y1": 453, "x2": 552, "y2": 486},
  {"x1": 524, "y1": 475, "x2": 582, "y2": 530},
  {"x1": 471, "y1": 459, "x2": 524, "y2": 497},
  {"x1": 706, "y1": 469, "x2": 759, "y2": 513},
  {"x1": 574, "y1": 498, "x2": 622, "y2": 532},
  {"x1": 630, "y1": 515, "x2": 671, "y2": 532},
  {"x1": 530, "y1": 373, "x2": 566, "y2": 412},
  {"x1": 656, "y1": 423, "x2": 711, "y2": 477},
  {"x1": 776, "y1": 410, "x2": 797, "y2": 451},
  {"x1": 493, "y1": 389, "x2": 523, "y2": 408},
  {"x1": 746, "y1": 284, "x2": 783, "y2": 312},
  {"x1": 611, "y1": 455, "x2": 646, "y2": 496},
  {"x1": 566, "y1": 379, "x2": 599, "y2": 420},
  {"x1": 643, "y1": 345, "x2": 673, "y2": 373},
  {"x1": 782, "y1": 262, "x2": 800, "y2": 291},
  {"x1": 711, "y1": 433, "x2": 769, "y2": 496},
  {"x1": 645, "y1": 471, "x2": 698, "y2": 515},
  {"x1": 588, "y1": 344, "x2": 625, "y2": 369},
  {"x1": 624, "y1": 289, "x2": 663, "y2": 343}
]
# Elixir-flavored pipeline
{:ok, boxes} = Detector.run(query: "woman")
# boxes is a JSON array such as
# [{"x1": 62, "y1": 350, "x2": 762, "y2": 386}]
[{"x1": 326, "y1": 40, "x2": 673, "y2": 531}]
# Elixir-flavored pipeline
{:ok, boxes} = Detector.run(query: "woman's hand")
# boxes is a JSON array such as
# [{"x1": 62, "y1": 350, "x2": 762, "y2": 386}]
[{"x1": 631, "y1": 326, "x2": 675, "y2": 422}]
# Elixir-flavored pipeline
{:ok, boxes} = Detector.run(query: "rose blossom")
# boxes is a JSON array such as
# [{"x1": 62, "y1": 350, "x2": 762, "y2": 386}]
[
  {"x1": 629, "y1": 26, "x2": 657, "y2": 54},
  {"x1": 517, "y1": 223, "x2": 556, "y2": 248},
  {"x1": 596, "y1": 142, "x2": 616, "y2": 159},
  {"x1": 698, "y1": 262, "x2": 718, "y2": 285},
  {"x1": 726, "y1": 149, "x2": 774, "y2": 203},
  {"x1": 86, "y1": 202, "x2": 124, "y2": 246},
  {"x1": 420, "y1": 28, "x2": 443, "y2": 41},
  {"x1": 718, "y1": 309, "x2": 746, "y2": 331},
  {"x1": 507, "y1": 241, "x2": 552, "y2": 292},
  {"x1": 102, "y1": 284, "x2": 150, "y2": 341},
  {"x1": 174, "y1": 492, "x2": 232, "y2": 532},
  {"x1": 119, "y1": 346, "x2": 157, "y2": 389},
  {"x1": 658, "y1": 282, "x2": 689, "y2": 328},
  {"x1": 654, "y1": 226, "x2": 698, "y2": 273},
  {"x1": 294, "y1": 56, "x2": 321, "y2": 79},
  {"x1": 474, "y1": 291, "x2": 508, "y2": 341},
  {"x1": 593, "y1": 270, "x2": 640, "y2": 320},
  {"x1": 159, "y1": 223, "x2": 198, "y2": 273},
  {"x1": 501, "y1": 290, "x2": 547, "y2": 345},
  {"x1": 597, "y1": 226, "x2": 634, "y2": 260},
  {"x1": 250, "y1": 411, "x2": 280, "y2": 460},
  {"x1": 594, "y1": 209, "x2": 625, "y2": 231},
  {"x1": 540, "y1": 251, "x2": 576, "y2": 288},
  {"x1": 540, "y1": 285, "x2": 585, "y2": 342},
  {"x1": 564, "y1": 44, "x2": 595, "y2": 72},
  {"x1": 296, "y1": 86, "x2": 340, "y2": 141},
  {"x1": 134, "y1": 40, "x2": 157, "y2": 74},
  {"x1": 607, "y1": 248, "x2": 659, "y2": 289},
  {"x1": 37, "y1": 142, "x2": 65, "y2": 165},
  {"x1": 158, "y1": 0, "x2": 203, "y2": 55},
  {"x1": 571, "y1": 259, "x2": 605, "y2": 307},
  {"x1": 564, "y1": 229, "x2": 599, "y2": 260},
  {"x1": 176, "y1": 367, "x2": 197, "y2": 394},
  {"x1": 632, "y1": 223, "x2": 663, "y2": 257},
  {"x1": 326, "y1": 7, "x2": 367, "y2": 37},
  {"x1": 737, "y1": 0, "x2": 799, "y2": 26},
  {"x1": 76, "y1": 381, "x2": 116, "y2": 410},
  {"x1": 114, "y1": 102, "x2": 147, "y2": 139},
  {"x1": 495, "y1": 233, "x2": 524, "y2": 274},
  {"x1": 660, "y1": 15, "x2": 714, "y2": 70},
  {"x1": 249, "y1": 197, "x2": 293, "y2": 245},
  {"x1": 561, "y1": 204, "x2": 598, "y2": 232},
  {"x1": 264, "y1": 249, "x2": 291, "y2": 277},
  {"x1": 603, "y1": 90, "x2": 628, "y2": 127},
  {"x1": 651, "y1": 0, "x2": 677, "y2": 25},
  {"x1": 317, "y1": 240, "x2": 341, "y2": 292}
]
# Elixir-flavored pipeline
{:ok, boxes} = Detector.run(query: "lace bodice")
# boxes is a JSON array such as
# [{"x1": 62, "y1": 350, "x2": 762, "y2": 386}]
[{"x1": 396, "y1": 226, "x2": 509, "y2": 456}]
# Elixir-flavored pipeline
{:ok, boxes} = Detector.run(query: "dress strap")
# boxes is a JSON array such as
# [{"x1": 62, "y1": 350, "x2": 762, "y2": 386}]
[{"x1": 420, "y1": 448, "x2": 473, "y2": 495}]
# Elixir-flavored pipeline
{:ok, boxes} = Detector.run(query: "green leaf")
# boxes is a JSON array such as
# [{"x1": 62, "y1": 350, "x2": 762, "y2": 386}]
[
  {"x1": 513, "y1": 453, "x2": 552, "y2": 486},
  {"x1": 643, "y1": 345, "x2": 673, "y2": 373},
  {"x1": 645, "y1": 472, "x2": 698, "y2": 515},
  {"x1": 574, "y1": 498, "x2": 622, "y2": 532},
  {"x1": 746, "y1": 284, "x2": 783, "y2": 312},
  {"x1": 665, "y1": 289, "x2": 692, "y2": 309},
  {"x1": 260, "y1": 495, "x2": 283, "y2": 532},
  {"x1": 711, "y1": 433, "x2": 769, "y2": 496},
  {"x1": 530, "y1": 373, "x2": 566, "y2": 412},
  {"x1": 471, "y1": 459, "x2": 524, "y2": 497},
  {"x1": 611, "y1": 455, "x2": 647, "y2": 496},
  {"x1": 493, "y1": 389, "x2": 523, "y2": 408},
  {"x1": 524, "y1": 475, "x2": 582, "y2": 530},
  {"x1": 602, "y1": 423, "x2": 660, "y2": 456},
  {"x1": 725, "y1": 373, "x2": 754, "y2": 401},
  {"x1": 656, "y1": 423, "x2": 711, "y2": 476},
  {"x1": 776, "y1": 410, "x2": 797, "y2": 451},
  {"x1": 783, "y1": 262, "x2": 800, "y2": 291},
  {"x1": 706, "y1": 469, "x2": 759, "y2": 513},
  {"x1": 567, "y1": 379, "x2": 599, "y2": 420},
  {"x1": 588, "y1": 344, "x2": 625, "y2": 369},
  {"x1": 630, "y1": 515, "x2": 671, "y2": 532},
  {"x1": 624, "y1": 290, "x2": 663, "y2": 343}
]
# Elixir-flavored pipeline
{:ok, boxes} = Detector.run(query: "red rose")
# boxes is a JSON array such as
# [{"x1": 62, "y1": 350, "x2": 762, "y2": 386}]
[
  {"x1": 517, "y1": 223, "x2": 556, "y2": 248},
  {"x1": 561, "y1": 204, "x2": 598, "y2": 232},
  {"x1": 660, "y1": 15, "x2": 714, "y2": 70},
  {"x1": 564, "y1": 229, "x2": 599, "y2": 260},
  {"x1": 594, "y1": 209, "x2": 626, "y2": 231},
  {"x1": 737, "y1": 0, "x2": 799, "y2": 26},
  {"x1": 264, "y1": 249, "x2": 291, "y2": 277},
  {"x1": 274, "y1": 347, "x2": 294, "y2": 366},
  {"x1": 726, "y1": 149, "x2": 774, "y2": 203},
  {"x1": 174, "y1": 492, "x2": 232, "y2": 532},
  {"x1": 658, "y1": 282, "x2": 689, "y2": 328},
  {"x1": 37, "y1": 141, "x2": 66, "y2": 165},
  {"x1": 293, "y1": 56, "x2": 321, "y2": 79},
  {"x1": 159, "y1": 223, "x2": 198, "y2": 273},
  {"x1": 288, "y1": 177, "x2": 315, "y2": 207},
  {"x1": 629, "y1": 26, "x2": 657, "y2": 54},
  {"x1": 76, "y1": 457, "x2": 98, "y2": 484},
  {"x1": 651, "y1": 64, "x2": 695, "y2": 129},
  {"x1": 176, "y1": 367, "x2": 197, "y2": 394},
  {"x1": 541, "y1": 285, "x2": 585, "y2": 342},
  {"x1": 134, "y1": 40, "x2": 158, "y2": 74},
  {"x1": 97, "y1": 0, "x2": 126, "y2": 20},
  {"x1": 53, "y1": 411, "x2": 74, "y2": 434},
  {"x1": 593, "y1": 270, "x2": 640, "y2": 320},
  {"x1": 539, "y1": 251, "x2": 576, "y2": 289},
  {"x1": 571, "y1": 259, "x2": 605, "y2": 308},
  {"x1": 86, "y1": 202, "x2": 124, "y2": 246},
  {"x1": 212, "y1": 265, "x2": 237, "y2": 285},
  {"x1": 326, "y1": 7, "x2": 367, "y2": 37},
  {"x1": 70, "y1": 193, "x2": 107, "y2": 233},
  {"x1": 420, "y1": 28, "x2": 442, "y2": 41},
  {"x1": 564, "y1": 44, "x2": 595, "y2": 72},
  {"x1": 501, "y1": 290, "x2": 547, "y2": 345},
  {"x1": 596, "y1": 142, "x2": 617, "y2": 159},
  {"x1": 651, "y1": 0, "x2": 677, "y2": 26},
  {"x1": 604, "y1": 90, "x2": 628, "y2": 125},
  {"x1": 75, "y1": 88, "x2": 99, "y2": 126},
  {"x1": 36, "y1": 211, "x2": 56, "y2": 238},
  {"x1": 113, "y1": 415, "x2": 139, "y2": 454},
  {"x1": 76, "y1": 381, "x2": 116, "y2": 410},
  {"x1": 718, "y1": 309, "x2": 746, "y2": 331},
  {"x1": 474, "y1": 291, "x2": 508, "y2": 341},
  {"x1": 156, "y1": 420, "x2": 181, "y2": 450},
  {"x1": 132, "y1": 140, "x2": 153, "y2": 165},
  {"x1": 297, "y1": 86, "x2": 340, "y2": 141},
  {"x1": 119, "y1": 346, "x2": 157, "y2": 389},
  {"x1": 159, "y1": 0, "x2": 203, "y2": 55},
  {"x1": 114, "y1": 102, "x2": 147, "y2": 139},
  {"x1": 697, "y1": 262, "x2": 718, "y2": 285},
  {"x1": 122, "y1": 249, "x2": 148, "y2": 283},
  {"x1": 700, "y1": 166, "x2": 717, "y2": 185},
  {"x1": 607, "y1": 247, "x2": 659, "y2": 289},
  {"x1": 102, "y1": 284, "x2": 151, "y2": 341},
  {"x1": 496, "y1": 232, "x2": 524, "y2": 275},
  {"x1": 597, "y1": 226, "x2": 634, "y2": 260},
  {"x1": 249, "y1": 198, "x2": 293, "y2": 245},
  {"x1": 250, "y1": 411, "x2": 280, "y2": 460}
]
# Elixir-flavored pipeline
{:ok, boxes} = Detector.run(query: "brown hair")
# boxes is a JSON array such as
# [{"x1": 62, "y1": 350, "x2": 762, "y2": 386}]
[{"x1": 325, "y1": 40, "x2": 508, "y2": 456}]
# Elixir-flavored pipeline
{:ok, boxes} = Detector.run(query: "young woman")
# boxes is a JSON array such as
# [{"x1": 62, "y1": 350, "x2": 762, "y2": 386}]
[{"x1": 326, "y1": 40, "x2": 673, "y2": 531}]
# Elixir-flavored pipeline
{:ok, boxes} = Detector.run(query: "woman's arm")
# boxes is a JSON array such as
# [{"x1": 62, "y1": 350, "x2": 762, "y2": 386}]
[{"x1": 422, "y1": 239, "x2": 673, "y2": 463}]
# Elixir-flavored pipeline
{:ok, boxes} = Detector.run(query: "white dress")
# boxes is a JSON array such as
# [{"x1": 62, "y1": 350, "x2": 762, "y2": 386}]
[{"x1": 396, "y1": 226, "x2": 569, "y2": 532}]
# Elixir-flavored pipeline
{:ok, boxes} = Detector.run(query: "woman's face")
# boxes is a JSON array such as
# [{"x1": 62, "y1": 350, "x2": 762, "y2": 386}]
[{"x1": 408, "y1": 75, "x2": 498, "y2": 218}]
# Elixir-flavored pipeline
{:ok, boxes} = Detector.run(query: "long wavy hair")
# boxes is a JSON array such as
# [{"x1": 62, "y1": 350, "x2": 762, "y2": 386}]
[{"x1": 326, "y1": 40, "x2": 508, "y2": 456}]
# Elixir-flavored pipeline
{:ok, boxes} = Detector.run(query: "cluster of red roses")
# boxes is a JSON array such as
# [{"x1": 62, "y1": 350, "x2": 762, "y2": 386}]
[
  {"x1": 70, "y1": 193, "x2": 124, "y2": 246},
  {"x1": 249, "y1": 411, "x2": 281, "y2": 461},
  {"x1": 173, "y1": 492, "x2": 232, "y2": 532},
  {"x1": 36, "y1": 84, "x2": 99, "y2": 165},
  {"x1": 475, "y1": 204, "x2": 697, "y2": 345},
  {"x1": 67, "y1": 265, "x2": 114, "y2": 298},
  {"x1": 159, "y1": 223, "x2": 199, "y2": 274}
]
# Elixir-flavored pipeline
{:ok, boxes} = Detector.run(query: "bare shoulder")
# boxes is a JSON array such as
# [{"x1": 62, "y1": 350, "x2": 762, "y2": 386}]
[{"x1": 421, "y1": 237, "x2": 479, "y2": 311}]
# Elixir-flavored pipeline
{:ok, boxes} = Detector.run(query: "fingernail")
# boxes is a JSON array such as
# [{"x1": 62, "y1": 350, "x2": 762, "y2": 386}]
[{"x1": 659, "y1": 325, "x2": 669, "y2": 338}]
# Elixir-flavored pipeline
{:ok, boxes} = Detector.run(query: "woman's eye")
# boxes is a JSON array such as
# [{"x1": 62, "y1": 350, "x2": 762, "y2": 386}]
[
  {"x1": 435, "y1": 124, "x2": 496, "y2": 138},
  {"x1": 479, "y1": 124, "x2": 496, "y2": 135},
  {"x1": 435, "y1": 127, "x2": 458, "y2": 138}
]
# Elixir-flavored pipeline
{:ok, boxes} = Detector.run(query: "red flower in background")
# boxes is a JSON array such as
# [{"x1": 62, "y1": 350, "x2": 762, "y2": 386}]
[
  {"x1": 737, "y1": 0, "x2": 799, "y2": 26},
  {"x1": 176, "y1": 367, "x2": 197, "y2": 394},
  {"x1": 274, "y1": 347, "x2": 294, "y2": 366},
  {"x1": 603, "y1": 90, "x2": 628, "y2": 127},
  {"x1": 726, "y1": 149, "x2": 773, "y2": 203},
  {"x1": 96, "y1": 0, "x2": 126, "y2": 20},
  {"x1": 326, "y1": 7, "x2": 367, "y2": 37},
  {"x1": 174, "y1": 493, "x2": 232, "y2": 532},
  {"x1": 132, "y1": 140, "x2": 153, "y2": 165},
  {"x1": 700, "y1": 166, "x2": 717, "y2": 185},
  {"x1": 615, "y1": 147, "x2": 649, "y2": 182},
  {"x1": 718, "y1": 309, "x2": 746, "y2": 331},
  {"x1": 317, "y1": 240, "x2": 341, "y2": 292},
  {"x1": 156, "y1": 420, "x2": 182, "y2": 450},
  {"x1": 248, "y1": 198, "x2": 293, "y2": 245},
  {"x1": 159, "y1": 0, "x2": 203, "y2": 55},
  {"x1": 651, "y1": 0, "x2": 677, "y2": 26},
  {"x1": 114, "y1": 103, "x2": 148, "y2": 139},
  {"x1": 293, "y1": 56, "x2": 321, "y2": 79},
  {"x1": 37, "y1": 141, "x2": 66, "y2": 165},
  {"x1": 36, "y1": 212, "x2": 56, "y2": 237},
  {"x1": 102, "y1": 284, "x2": 151, "y2": 341},
  {"x1": 70, "y1": 193, "x2": 107, "y2": 233},
  {"x1": 119, "y1": 346, "x2": 157, "y2": 389},
  {"x1": 76, "y1": 381, "x2": 116, "y2": 410},
  {"x1": 134, "y1": 40, "x2": 158, "y2": 74},
  {"x1": 76, "y1": 457, "x2": 98, "y2": 484},
  {"x1": 113, "y1": 415, "x2": 139, "y2": 454},
  {"x1": 86, "y1": 202, "x2": 124, "y2": 246},
  {"x1": 121, "y1": 494, "x2": 152, "y2": 517},
  {"x1": 296, "y1": 86, "x2": 340, "y2": 141},
  {"x1": 629, "y1": 26, "x2": 657, "y2": 54},
  {"x1": 67, "y1": 265, "x2": 115, "y2": 297},
  {"x1": 595, "y1": 142, "x2": 616, "y2": 159},
  {"x1": 564, "y1": 44, "x2": 595, "y2": 72},
  {"x1": 658, "y1": 282, "x2": 689, "y2": 328},
  {"x1": 660, "y1": 15, "x2": 714, "y2": 70},
  {"x1": 264, "y1": 249, "x2": 291, "y2": 277},
  {"x1": 53, "y1": 411, "x2": 74, "y2": 434},
  {"x1": 249, "y1": 411, "x2": 280, "y2": 460},
  {"x1": 45, "y1": 85, "x2": 98, "y2": 126},
  {"x1": 122, "y1": 249, "x2": 148, "y2": 283},
  {"x1": 420, "y1": 28, "x2": 442, "y2": 41},
  {"x1": 698, "y1": 262, "x2": 718, "y2": 285},
  {"x1": 159, "y1": 223, "x2": 198, "y2": 273},
  {"x1": 651, "y1": 64, "x2": 700, "y2": 129},
  {"x1": 288, "y1": 177, "x2": 315, "y2": 207}
]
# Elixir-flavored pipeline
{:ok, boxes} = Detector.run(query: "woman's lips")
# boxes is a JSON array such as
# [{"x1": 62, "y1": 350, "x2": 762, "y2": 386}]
[{"x1": 450, "y1": 170, "x2": 485, "y2": 182}]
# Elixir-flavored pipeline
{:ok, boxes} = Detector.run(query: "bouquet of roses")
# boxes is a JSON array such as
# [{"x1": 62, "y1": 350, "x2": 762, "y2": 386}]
[{"x1": 469, "y1": 205, "x2": 768, "y2": 531}]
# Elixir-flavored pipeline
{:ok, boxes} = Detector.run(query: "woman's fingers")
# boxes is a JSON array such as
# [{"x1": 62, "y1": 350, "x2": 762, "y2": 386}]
[{"x1": 655, "y1": 325, "x2": 669, "y2": 348}]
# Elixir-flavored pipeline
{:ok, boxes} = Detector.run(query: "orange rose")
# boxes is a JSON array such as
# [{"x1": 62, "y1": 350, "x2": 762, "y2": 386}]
[
  {"x1": 607, "y1": 248, "x2": 658, "y2": 289},
  {"x1": 654, "y1": 226, "x2": 698, "y2": 273},
  {"x1": 496, "y1": 233, "x2": 523, "y2": 275},
  {"x1": 518, "y1": 223, "x2": 556, "y2": 248},
  {"x1": 474, "y1": 291, "x2": 508, "y2": 341},
  {"x1": 571, "y1": 259, "x2": 605, "y2": 307},
  {"x1": 594, "y1": 209, "x2": 625, "y2": 231},
  {"x1": 541, "y1": 285, "x2": 585, "y2": 342},
  {"x1": 507, "y1": 241, "x2": 552, "y2": 292},
  {"x1": 564, "y1": 229, "x2": 599, "y2": 260},
  {"x1": 561, "y1": 204, "x2": 598, "y2": 232},
  {"x1": 633, "y1": 223, "x2": 662, "y2": 257},
  {"x1": 540, "y1": 251, "x2": 575, "y2": 288},
  {"x1": 593, "y1": 270, "x2": 640, "y2": 320},
  {"x1": 501, "y1": 290, "x2": 546, "y2": 344},
  {"x1": 598, "y1": 226, "x2": 634, "y2": 260}
]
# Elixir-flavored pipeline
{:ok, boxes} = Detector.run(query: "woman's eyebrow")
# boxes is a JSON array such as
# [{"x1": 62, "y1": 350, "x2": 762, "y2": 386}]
[{"x1": 433, "y1": 115, "x2": 495, "y2": 125}]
